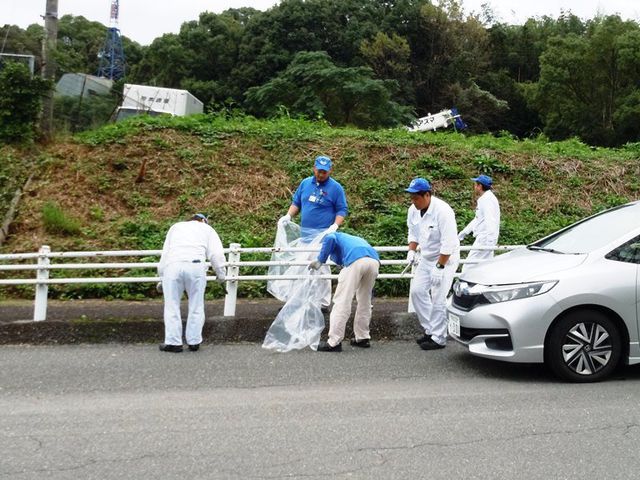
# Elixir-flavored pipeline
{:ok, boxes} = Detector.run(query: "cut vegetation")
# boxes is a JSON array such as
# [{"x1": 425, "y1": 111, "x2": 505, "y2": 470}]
[{"x1": 1, "y1": 114, "x2": 639, "y2": 300}]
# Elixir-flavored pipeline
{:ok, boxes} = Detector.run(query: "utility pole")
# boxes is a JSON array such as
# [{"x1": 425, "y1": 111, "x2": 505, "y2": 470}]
[{"x1": 40, "y1": 0, "x2": 58, "y2": 141}]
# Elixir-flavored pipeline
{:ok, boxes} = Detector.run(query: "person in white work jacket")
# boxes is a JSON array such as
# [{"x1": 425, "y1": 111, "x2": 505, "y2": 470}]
[
  {"x1": 157, "y1": 213, "x2": 226, "y2": 352},
  {"x1": 458, "y1": 175, "x2": 500, "y2": 272},
  {"x1": 405, "y1": 178, "x2": 460, "y2": 350}
]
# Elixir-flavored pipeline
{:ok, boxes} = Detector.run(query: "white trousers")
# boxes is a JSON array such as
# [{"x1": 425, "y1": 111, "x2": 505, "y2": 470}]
[
  {"x1": 409, "y1": 257, "x2": 458, "y2": 345},
  {"x1": 162, "y1": 262, "x2": 208, "y2": 346},
  {"x1": 461, "y1": 238, "x2": 495, "y2": 272},
  {"x1": 328, "y1": 257, "x2": 379, "y2": 347}
]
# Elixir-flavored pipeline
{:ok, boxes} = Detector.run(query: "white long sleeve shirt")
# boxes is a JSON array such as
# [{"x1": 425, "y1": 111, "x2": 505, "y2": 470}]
[
  {"x1": 460, "y1": 190, "x2": 500, "y2": 245},
  {"x1": 407, "y1": 196, "x2": 460, "y2": 262},
  {"x1": 157, "y1": 221, "x2": 226, "y2": 279}
]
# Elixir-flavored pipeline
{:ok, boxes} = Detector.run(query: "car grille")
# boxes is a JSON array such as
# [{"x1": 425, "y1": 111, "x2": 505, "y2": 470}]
[{"x1": 451, "y1": 290, "x2": 489, "y2": 311}]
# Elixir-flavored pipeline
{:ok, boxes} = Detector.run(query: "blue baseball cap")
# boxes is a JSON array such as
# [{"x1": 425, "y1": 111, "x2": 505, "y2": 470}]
[
  {"x1": 472, "y1": 174, "x2": 493, "y2": 188},
  {"x1": 314, "y1": 155, "x2": 332, "y2": 171},
  {"x1": 193, "y1": 213, "x2": 208, "y2": 224},
  {"x1": 404, "y1": 177, "x2": 432, "y2": 193}
]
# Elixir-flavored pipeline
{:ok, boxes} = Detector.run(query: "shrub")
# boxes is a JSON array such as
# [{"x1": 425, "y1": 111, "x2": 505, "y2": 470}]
[{"x1": 0, "y1": 62, "x2": 51, "y2": 143}]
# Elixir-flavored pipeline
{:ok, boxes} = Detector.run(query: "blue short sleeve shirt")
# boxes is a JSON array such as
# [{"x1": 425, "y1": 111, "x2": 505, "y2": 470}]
[{"x1": 292, "y1": 176, "x2": 348, "y2": 231}]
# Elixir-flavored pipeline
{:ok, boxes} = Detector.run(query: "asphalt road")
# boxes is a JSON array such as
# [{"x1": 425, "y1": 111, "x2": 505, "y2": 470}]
[{"x1": 2, "y1": 341, "x2": 640, "y2": 479}]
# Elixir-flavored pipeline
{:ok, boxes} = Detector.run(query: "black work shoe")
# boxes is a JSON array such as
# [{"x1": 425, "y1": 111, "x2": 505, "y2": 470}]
[
  {"x1": 419, "y1": 338, "x2": 445, "y2": 350},
  {"x1": 317, "y1": 341, "x2": 342, "y2": 352},
  {"x1": 350, "y1": 338, "x2": 371, "y2": 348},
  {"x1": 159, "y1": 343, "x2": 183, "y2": 353},
  {"x1": 416, "y1": 334, "x2": 432, "y2": 345},
  {"x1": 188, "y1": 344, "x2": 200, "y2": 352}
]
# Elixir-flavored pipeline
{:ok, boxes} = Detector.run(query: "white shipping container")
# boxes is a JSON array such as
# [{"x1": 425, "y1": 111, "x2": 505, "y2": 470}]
[{"x1": 116, "y1": 84, "x2": 203, "y2": 121}]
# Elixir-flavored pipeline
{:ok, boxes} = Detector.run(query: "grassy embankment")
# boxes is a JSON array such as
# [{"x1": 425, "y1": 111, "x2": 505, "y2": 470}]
[{"x1": 1, "y1": 114, "x2": 639, "y2": 300}]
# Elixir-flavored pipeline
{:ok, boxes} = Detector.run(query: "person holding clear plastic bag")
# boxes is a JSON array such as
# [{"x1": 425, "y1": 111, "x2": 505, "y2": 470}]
[
  {"x1": 309, "y1": 232, "x2": 380, "y2": 352},
  {"x1": 275, "y1": 155, "x2": 348, "y2": 309}
]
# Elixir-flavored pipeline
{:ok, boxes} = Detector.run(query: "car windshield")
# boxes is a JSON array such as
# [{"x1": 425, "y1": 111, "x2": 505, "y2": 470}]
[{"x1": 531, "y1": 203, "x2": 640, "y2": 254}]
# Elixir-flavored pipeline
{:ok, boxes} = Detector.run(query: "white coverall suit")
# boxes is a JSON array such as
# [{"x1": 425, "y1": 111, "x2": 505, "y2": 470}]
[
  {"x1": 157, "y1": 221, "x2": 226, "y2": 346},
  {"x1": 459, "y1": 190, "x2": 500, "y2": 272},
  {"x1": 408, "y1": 197, "x2": 460, "y2": 346}
]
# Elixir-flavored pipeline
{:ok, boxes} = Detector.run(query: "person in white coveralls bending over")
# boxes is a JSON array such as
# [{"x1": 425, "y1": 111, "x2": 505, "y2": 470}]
[
  {"x1": 405, "y1": 178, "x2": 460, "y2": 351},
  {"x1": 157, "y1": 213, "x2": 226, "y2": 353},
  {"x1": 458, "y1": 174, "x2": 500, "y2": 272}
]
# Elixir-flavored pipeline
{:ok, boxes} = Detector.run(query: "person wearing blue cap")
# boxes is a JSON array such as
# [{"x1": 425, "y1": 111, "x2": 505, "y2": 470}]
[
  {"x1": 278, "y1": 155, "x2": 348, "y2": 236},
  {"x1": 157, "y1": 213, "x2": 227, "y2": 353},
  {"x1": 278, "y1": 155, "x2": 348, "y2": 308},
  {"x1": 458, "y1": 174, "x2": 500, "y2": 272},
  {"x1": 404, "y1": 178, "x2": 460, "y2": 350},
  {"x1": 308, "y1": 232, "x2": 380, "y2": 352}
]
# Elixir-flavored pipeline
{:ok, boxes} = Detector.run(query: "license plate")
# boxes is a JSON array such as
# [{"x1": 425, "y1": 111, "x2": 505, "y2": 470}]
[{"x1": 448, "y1": 313, "x2": 460, "y2": 337}]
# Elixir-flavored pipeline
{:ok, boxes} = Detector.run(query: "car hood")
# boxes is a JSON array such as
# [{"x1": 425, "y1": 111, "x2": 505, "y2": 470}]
[{"x1": 459, "y1": 247, "x2": 587, "y2": 285}]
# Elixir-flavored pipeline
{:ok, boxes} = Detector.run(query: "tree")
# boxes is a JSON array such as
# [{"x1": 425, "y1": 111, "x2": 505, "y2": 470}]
[
  {"x1": 129, "y1": 33, "x2": 193, "y2": 87},
  {"x1": 534, "y1": 16, "x2": 640, "y2": 145},
  {"x1": 448, "y1": 81, "x2": 508, "y2": 132},
  {"x1": 360, "y1": 32, "x2": 413, "y2": 103},
  {"x1": 245, "y1": 51, "x2": 413, "y2": 128},
  {"x1": 0, "y1": 62, "x2": 51, "y2": 143},
  {"x1": 399, "y1": 1, "x2": 490, "y2": 115}
]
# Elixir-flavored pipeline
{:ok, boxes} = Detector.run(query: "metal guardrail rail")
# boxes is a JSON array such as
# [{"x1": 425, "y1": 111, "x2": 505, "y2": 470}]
[{"x1": 0, "y1": 244, "x2": 522, "y2": 321}]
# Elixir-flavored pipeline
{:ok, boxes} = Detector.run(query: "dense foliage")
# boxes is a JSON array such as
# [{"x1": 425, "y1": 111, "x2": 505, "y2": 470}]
[
  {"x1": 0, "y1": 62, "x2": 51, "y2": 143},
  {"x1": 3, "y1": 1, "x2": 640, "y2": 144}
]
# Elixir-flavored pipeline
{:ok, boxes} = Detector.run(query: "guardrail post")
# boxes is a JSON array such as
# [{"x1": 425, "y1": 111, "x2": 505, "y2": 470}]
[
  {"x1": 223, "y1": 243, "x2": 241, "y2": 317},
  {"x1": 34, "y1": 245, "x2": 50, "y2": 321}
]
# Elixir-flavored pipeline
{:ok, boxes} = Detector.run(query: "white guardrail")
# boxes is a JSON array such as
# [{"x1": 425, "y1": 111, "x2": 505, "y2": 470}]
[{"x1": 0, "y1": 244, "x2": 522, "y2": 321}]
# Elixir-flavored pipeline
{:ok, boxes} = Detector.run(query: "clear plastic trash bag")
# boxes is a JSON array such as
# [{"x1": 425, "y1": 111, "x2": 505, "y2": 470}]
[
  {"x1": 263, "y1": 222, "x2": 332, "y2": 352},
  {"x1": 262, "y1": 270, "x2": 326, "y2": 352},
  {"x1": 267, "y1": 222, "x2": 328, "y2": 302}
]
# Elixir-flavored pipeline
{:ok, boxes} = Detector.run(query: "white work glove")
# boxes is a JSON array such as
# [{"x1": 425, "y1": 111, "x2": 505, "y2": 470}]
[
  {"x1": 215, "y1": 272, "x2": 226, "y2": 284},
  {"x1": 308, "y1": 260, "x2": 322, "y2": 270},
  {"x1": 278, "y1": 214, "x2": 291, "y2": 227},
  {"x1": 406, "y1": 250, "x2": 417, "y2": 266},
  {"x1": 327, "y1": 223, "x2": 339, "y2": 233},
  {"x1": 431, "y1": 265, "x2": 444, "y2": 288},
  {"x1": 458, "y1": 232, "x2": 466, "y2": 242},
  {"x1": 156, "y1": 282, "x2": 163, "y2": 293}
]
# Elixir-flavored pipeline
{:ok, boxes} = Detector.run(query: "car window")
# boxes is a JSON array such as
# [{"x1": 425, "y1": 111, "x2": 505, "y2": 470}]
[
  {"x1": 534, "y1": 203, "x2": 640, "y2": 254},
  {"x1": 606, "y1": 235, "x2": 640, "y2": 265}
]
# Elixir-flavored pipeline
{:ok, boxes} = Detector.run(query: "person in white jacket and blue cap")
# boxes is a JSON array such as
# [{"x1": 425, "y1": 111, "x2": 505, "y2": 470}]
[
  {"x1": 157, "y1": 213, "x2": 226, "y2": 352},
  {"x1": 458, "y1": 174, "x2": 501, "y2": 272},
  {"x1": 405, "y1": 178, "x2": 460, "y2": 350},
  {"x1": 308, "y1": 232, "x2": 380, "y2": 351}
]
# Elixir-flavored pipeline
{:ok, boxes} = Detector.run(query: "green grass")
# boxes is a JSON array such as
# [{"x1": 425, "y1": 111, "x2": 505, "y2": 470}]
[{"x1": 41, "y1": 202, "x2": 82, "y2": 236}]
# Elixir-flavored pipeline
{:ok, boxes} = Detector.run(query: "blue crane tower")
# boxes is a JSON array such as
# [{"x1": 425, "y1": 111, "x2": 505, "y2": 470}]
[{"x1": 97, "y1": 0, "x2": 126, "y2": 80}]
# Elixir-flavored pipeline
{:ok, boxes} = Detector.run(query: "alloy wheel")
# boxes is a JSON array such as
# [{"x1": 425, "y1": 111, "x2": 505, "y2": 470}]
[{"x1": 561, "y1": 322, "x2": 612, "y2": 376}]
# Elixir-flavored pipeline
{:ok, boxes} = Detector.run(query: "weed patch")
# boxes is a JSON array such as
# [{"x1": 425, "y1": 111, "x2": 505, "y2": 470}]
[{"x1": 42, "y1": 202, "x2": 82, "y2": 236}]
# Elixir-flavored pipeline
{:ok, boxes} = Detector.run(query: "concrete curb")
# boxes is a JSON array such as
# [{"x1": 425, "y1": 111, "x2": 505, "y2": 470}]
[{"x1": 0, "y1": 298, "x2": 422, "y2": 344}]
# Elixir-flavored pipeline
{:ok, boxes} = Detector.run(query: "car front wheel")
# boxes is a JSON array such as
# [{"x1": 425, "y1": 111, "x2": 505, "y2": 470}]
[{"x1": 546, "y1": 310, "x2": 622, "y2": 383}]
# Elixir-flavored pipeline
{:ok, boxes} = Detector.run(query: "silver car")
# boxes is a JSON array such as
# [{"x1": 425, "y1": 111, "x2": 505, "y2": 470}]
[{"x1": 447, "y1": 200, "x2": 640, "y2": 382}]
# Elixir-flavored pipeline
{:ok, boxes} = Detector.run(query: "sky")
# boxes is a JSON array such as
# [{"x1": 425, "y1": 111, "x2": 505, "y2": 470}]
[{"x1": 5, "y1": 0, "x2": 640, "y2": 46}]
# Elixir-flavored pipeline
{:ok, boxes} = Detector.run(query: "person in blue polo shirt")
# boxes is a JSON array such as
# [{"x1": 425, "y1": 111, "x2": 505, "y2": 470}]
[
  {"x1": 278, "y1": 155, "x2": 348, "y2": 309},
  {"x1": 308, "y1": 232, "x2": 380, "y2": 352},
  {"x1": 278, "y1": 155, "x2": 348, "y2": 238}
]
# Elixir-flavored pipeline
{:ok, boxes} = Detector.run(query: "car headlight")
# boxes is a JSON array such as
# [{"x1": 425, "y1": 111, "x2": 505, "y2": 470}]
[{"x1": 467, "y1": 281, "x2": 558, "y2": 304}]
